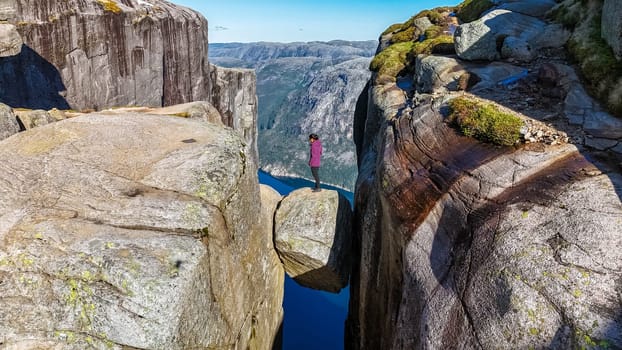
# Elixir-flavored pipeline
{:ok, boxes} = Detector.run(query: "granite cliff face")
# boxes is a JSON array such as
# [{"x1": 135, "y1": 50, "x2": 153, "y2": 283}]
[
  {"x1": 347, "y1": 1, "x2": 622, "y2": 349},
  {"x1": 0, "y1": 0, "x2": 255, "y2": 118}
]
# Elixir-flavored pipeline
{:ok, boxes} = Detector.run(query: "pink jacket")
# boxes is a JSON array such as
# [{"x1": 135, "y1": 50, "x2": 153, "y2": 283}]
[{"x1": 309, "y1": 140, "x2": 322, "y2": 167}]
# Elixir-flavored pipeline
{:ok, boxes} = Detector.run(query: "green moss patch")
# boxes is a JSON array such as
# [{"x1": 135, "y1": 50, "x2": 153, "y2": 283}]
[
  {"x1": 448, "y1": 97, "x2": 523, "y2": 146},
  {"x1": 456, "y1": 0, "x2": 494, "y2": 23},
  {"x1": 370, "y1": 42, "x2": 415, "y2": 80}
]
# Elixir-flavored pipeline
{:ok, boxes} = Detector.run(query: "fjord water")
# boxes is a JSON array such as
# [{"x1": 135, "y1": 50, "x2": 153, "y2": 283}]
[{"x1": 258, "y1": 171, "x2": 351, "y2": 350}]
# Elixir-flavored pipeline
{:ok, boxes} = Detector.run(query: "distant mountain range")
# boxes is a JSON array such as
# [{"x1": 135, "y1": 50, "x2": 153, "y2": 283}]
[{"x1": 209, "y1": 40, "x2": 377, "y2": 190}]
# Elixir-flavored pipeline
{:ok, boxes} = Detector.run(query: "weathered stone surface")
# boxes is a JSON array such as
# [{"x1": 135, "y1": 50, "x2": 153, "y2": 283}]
[
  {"x1": 500, "y1": 36, "x2": 534, "y2": 62},
  {"x1": 274, "y1": 188, "x2": 352, "y2": 293},
  {"x1": 14, "y1": 109, "x2": 55, "y2": 129},
  {"x1": 0, "y1": 23, "x2": 22, "y2": 57},
  {"x1": 455, "y1": 9, "x2": 569, "y2": 61},
  {"x1": 602, "y1": 0, "x2": 622, "y2": 60},
  {"x1": 0, "y1": 102, "x2": 19, "y2": 140},
  {"x1": 0, "y1": 113, "x2": 283, "y2": 349},
  {"x1": 415, "y1": 55, "x2": 467, "y2": 93}
]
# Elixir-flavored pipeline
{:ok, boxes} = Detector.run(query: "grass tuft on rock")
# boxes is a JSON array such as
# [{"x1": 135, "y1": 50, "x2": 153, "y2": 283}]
[
  {"x1": 448, "y1": 97, "x2": 523, "y2": 146},
  {"x1": 456, "y1": 0, "x2": 494, "y2": 23},
  {"x1": 96, "y1": 0, "x2": 122, "y2": 14}
]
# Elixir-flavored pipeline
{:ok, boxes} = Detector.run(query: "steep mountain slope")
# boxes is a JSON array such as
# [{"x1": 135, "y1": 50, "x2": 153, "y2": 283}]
[{"x1": 210, "y1": 41, "x2": 376, "y2": 190}]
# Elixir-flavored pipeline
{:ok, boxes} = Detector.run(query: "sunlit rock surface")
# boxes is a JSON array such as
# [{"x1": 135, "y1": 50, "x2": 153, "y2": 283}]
[
  {"x1": 0, "y1": 111, "x2": 283, "y2": 349},
  {"x1": 274, "y1": 188, "x2": 352, "y2": 293}
]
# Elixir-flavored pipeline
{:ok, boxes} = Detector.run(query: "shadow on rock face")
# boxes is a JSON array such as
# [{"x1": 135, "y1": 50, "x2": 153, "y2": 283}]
[{"x1": 0, "y1": 45, "x2": 70, "y2": 110}]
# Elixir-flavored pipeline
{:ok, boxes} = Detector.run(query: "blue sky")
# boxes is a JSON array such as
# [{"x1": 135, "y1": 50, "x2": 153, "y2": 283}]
[{"x1": 171, "y1": 0, "x2": 461, "y2": 43}]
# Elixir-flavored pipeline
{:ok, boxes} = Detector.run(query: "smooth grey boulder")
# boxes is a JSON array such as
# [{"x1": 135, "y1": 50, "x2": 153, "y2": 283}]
[
  {"x1": 415, "y1": 55, "x2": 468, "y2": 93},
  {"x1": 602, "y1": 0, "x2": 622, "y2": 60},
  {"x1": 0, "y1": 103, "x2": 19, "y2": 140},
  {"x1": 455, "y1": 9, "x2": 569, "y2": 61},
  {"x1": 0, "y1": 23, "x2": 21, "y2": 57},
  {"x1": 274, "y1": 188, "x2": 352, "y2": 293},
  {"x1": 0, "y1": 112, "x2": 283, "y2": 349}
]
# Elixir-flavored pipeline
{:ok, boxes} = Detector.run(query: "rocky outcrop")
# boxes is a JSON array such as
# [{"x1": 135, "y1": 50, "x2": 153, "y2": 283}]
[
  {"x1": 0, "y1": 111, "x2": 283, "y2": 349},
  {"x1": 602, "y1": 0, "x2": 622, "y2": 60},
  {"x1": 454, "y1": 8, "x2": 569, "y2": 62},
  {"x1": 0, "y1": 23, "x2": 22, "y2": 57},
  {"x1": 0, "y1": 102, "x2": 19, "y2": 140},
  {"x1": 274, "y1": 188, "x2": 352, "y2": 293},
  {"x1": 348, "y1": 5, "x2": 622, "y2": 350}
]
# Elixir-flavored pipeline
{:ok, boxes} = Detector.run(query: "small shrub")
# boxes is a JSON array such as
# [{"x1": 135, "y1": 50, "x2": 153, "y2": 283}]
[
  {"x1": 456, "y1": 0, "x2": 494, "y2": 23},
  {"x1": 448, "y1": 97, "x2": 523, "y2": 146}
]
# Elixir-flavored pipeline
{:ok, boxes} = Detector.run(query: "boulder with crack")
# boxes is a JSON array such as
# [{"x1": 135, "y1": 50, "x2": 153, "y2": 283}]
[{"x1": 274, "y1": 188, "x2": 352, "y2": 293}]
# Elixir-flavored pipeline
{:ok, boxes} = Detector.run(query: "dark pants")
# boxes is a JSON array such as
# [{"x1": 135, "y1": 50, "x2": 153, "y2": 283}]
[{"x1": 311, "y1": 167, "x2": 320, "y2": 189}]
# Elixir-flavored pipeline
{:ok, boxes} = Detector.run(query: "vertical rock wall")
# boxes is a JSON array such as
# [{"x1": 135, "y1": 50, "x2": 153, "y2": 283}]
[{"x1": 1, "y1": 0, "x2": 210, "y2": 110}]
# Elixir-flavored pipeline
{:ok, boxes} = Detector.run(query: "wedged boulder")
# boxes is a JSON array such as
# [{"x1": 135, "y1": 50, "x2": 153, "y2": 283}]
[
  {"x1": 0, "y1": 23, "x2": 21, "y2": 57},
  {"x1": 0, "y1": 112, "x2": 283, "y2": 349},
  {"x1": 274, "y1": 188, "x2": 352, "y2": 293},
  {"x1": 0, "y1": 102, "x2": 19, "y2": 140},
  {"x1": 14, "y1": 109, "x2": 55, "y2": 129},
  {"x1": 602, "y1": 0, "x2": 622, "y2": 60},
  {"x1": 454, "y1": 9, "x2": 569, "y2": 61}
]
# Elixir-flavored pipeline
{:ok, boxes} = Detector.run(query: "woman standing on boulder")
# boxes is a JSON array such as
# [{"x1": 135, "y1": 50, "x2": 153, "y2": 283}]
[{"x1": 308, "y1": 133, "x2": 322, "y2": 192}]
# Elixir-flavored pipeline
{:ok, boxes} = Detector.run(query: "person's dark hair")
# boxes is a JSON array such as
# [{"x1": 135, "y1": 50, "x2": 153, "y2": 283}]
[{"x1": 309, "y1": 133, "x2": 319, "y2": 140}]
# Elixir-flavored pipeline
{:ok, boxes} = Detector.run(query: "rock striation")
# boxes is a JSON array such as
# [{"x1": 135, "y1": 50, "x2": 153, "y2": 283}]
[
  {"x1": 347, "y1": 4, "x2": 622, "y2": 350},
  {"x1": 274, "y1": 188, "x2": 353, "y2": 293},
  {"x1": 0, "y1": 110, "x2": 284, "y2": 349}
]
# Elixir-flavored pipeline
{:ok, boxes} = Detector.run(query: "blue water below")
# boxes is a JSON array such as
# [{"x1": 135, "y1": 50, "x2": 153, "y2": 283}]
[{"x1": 258, "y1": 170, "x2": 351, "y2": 350}]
